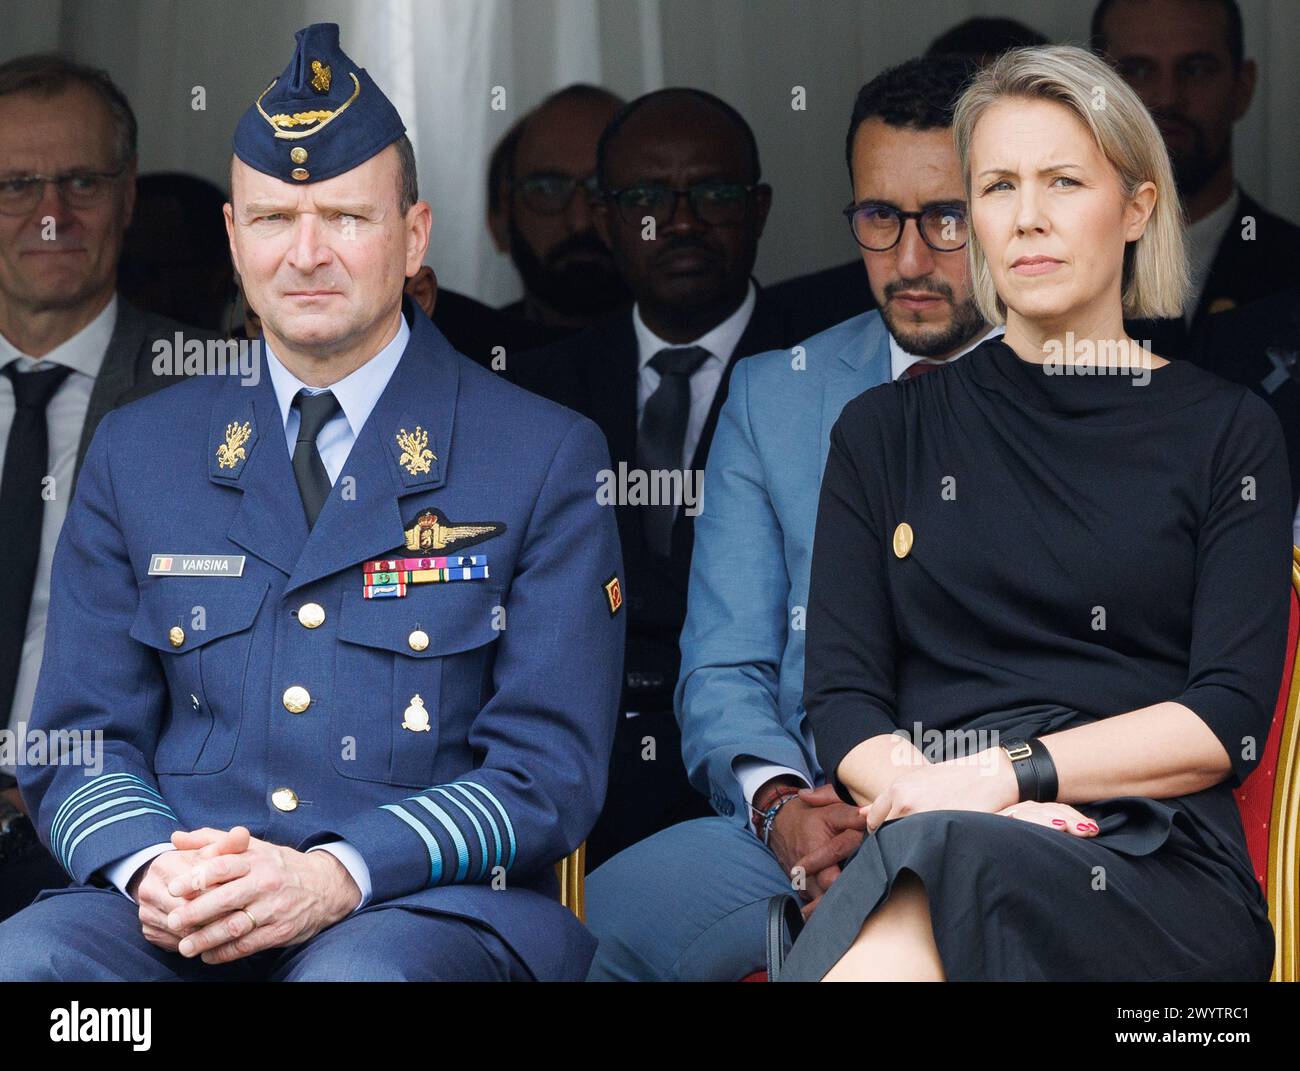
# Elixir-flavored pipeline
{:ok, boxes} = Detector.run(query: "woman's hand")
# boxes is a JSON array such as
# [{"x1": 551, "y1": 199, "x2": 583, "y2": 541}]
[
  {"x1": 997, "y1": 800, "x2": 1099, "y2": 837},
  {"x1": 863, "y1": 748, "x2": 1019, "y2": 832}
]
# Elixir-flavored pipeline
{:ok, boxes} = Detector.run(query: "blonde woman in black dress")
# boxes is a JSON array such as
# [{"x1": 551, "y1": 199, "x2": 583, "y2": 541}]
[{"x1": 780, "y1": 44, "x2": 1290, "y2": 982}]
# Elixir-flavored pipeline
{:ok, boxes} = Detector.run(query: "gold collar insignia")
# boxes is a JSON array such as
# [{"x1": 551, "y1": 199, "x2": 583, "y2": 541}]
[
  {"x1": 216, "y1": 420, "x2": 253, "y2": 470},
  {"x1": 396, "y1": 426, "x2": 436, "y2": 476}
]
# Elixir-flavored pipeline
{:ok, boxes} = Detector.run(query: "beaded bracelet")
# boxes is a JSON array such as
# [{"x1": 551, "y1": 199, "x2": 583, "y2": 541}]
[{"x1": 760, "y1": 791, "x2": 800, "y2": 846}]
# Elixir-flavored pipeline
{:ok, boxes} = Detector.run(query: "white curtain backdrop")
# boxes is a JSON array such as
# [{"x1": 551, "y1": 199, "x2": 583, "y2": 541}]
[{"x1": 3, "y1": 0, "x2": 1297, "y2": 306}]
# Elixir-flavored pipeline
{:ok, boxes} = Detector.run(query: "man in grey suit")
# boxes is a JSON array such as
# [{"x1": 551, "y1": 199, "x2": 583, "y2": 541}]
[
  {"x1": 585, "y1": 56, "x2": 1003, "y2": 981},
  {"x1": 0, "y1": 54, "x2": 217, "y2": 919}
]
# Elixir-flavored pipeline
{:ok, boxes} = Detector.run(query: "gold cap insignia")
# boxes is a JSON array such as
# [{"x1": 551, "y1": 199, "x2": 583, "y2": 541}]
[
  {"x1": 216, "y1": 420, "x2": 252, "y2": 470},
  {"x1": 402, "y1": 509, "x2": 504, "y2": 553},
  {"x1": 254, "y1": 71, "x2": 361, "y2": 141},
  {"x1": 396, "y1": 426, "x2": 436, "y2": 476},
  {"x1": 310, "y1": 60, "x2": 332, "y2": 93},
  {"x1": 401, "y1": 694, "x2": 431, "y2": 732}
]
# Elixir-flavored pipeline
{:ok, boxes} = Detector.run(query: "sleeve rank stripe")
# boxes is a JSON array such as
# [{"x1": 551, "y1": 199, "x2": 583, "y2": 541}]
[
  {"x1": 453, "y1": 781, "x2": 517, "y2": 870},
  {"x1": 409, "y1": 796, "x2": 471, "y2": 883},
  {"x1": 381, "y1": 803, "x2": 445, "y2": 886},
  {"x1": 432, "y1": 786, "x2": 492, "y2": 878}
]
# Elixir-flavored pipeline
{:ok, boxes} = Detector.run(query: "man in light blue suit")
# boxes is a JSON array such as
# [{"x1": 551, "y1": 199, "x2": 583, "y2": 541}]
[{"x1": 585, "y1": 55, "x2": 1004, "y2": 981}]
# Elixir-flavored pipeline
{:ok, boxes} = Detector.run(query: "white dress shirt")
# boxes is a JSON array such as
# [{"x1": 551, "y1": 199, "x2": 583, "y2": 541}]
[
  {"x1": 1185, "y1": 188, "x2": 1240, "y2": 325},
  {"x1": 103, "y1": 316, "x2": 411, "y2": 907},
  {"x1": 632, "y1": 280, "x2": 757, "y2": 474},
  {"x1": 0, "y1": 296, "x2": 117, "y2": 773},
  {"x1": 733, "y1": 322, "x2": 1006, "y2": 817}
]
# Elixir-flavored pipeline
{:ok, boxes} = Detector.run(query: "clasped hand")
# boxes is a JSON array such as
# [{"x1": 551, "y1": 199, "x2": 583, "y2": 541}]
[{"x1": 130, "y1": 826, "x2": 362, "y2": 964}]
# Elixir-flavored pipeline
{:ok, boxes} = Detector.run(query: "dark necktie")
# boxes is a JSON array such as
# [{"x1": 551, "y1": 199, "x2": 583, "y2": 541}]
[
  {"x1": 637, "y1": 345, "x2": 711, "y2": 557},
  {"x1": 903, "y1": 359, "x2": 944, "y2": 379},
  {"x1": 291, "y1": 390, "x2": 341, "y2": 528},
  {"x1": 0, "y1": 362, "x2": 74, "y2": 726}
]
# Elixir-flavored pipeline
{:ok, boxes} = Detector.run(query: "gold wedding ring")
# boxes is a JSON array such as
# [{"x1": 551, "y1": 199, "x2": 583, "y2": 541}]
[{"x1": 241, "y1": 907, "x2": 258, "y2": 929}]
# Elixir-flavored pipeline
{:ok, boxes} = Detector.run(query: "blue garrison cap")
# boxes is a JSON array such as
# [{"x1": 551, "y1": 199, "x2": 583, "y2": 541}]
[{"x1": 233, "y1": 23, "x2": 405, "y2": 185}]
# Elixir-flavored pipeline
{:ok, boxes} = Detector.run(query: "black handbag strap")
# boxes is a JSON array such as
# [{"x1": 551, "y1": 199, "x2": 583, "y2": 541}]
[{"x1": 765, "y1": 893, "x2": 805, "y2": 980}]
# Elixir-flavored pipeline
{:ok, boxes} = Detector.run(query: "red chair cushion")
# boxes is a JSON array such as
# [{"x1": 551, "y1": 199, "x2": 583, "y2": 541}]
[{"x1": 1235, "y1": 586, "x2": 1299, "y2": 892}]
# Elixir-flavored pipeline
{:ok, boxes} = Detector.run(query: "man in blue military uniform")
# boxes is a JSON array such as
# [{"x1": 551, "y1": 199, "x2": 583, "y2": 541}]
[{"x1": 0, "y1": 23, "x2": 624, "y2": 981}]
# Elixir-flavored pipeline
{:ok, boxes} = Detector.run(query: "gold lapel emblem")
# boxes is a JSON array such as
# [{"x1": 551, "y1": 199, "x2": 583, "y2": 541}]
[
  {"x1": 216, "y1": 421, "x2": 252, "y2": 470},
  {"x1": 403, "y1": 509, "x2": 503, "y2": 553},
  {"x1": 310, "y1": 60, "x2": 332, "y2": 93},
  {"x1": 396, "y1": 426, "x2": 436, "y2": 476},
  {"x1": 401, "y1": 694, "x2": 431, "y2": 732}
]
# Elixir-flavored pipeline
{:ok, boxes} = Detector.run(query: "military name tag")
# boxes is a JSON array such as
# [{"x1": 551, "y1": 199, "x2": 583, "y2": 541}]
[{"x1": 149, "y1": 554, "x2": 246, "y2": 577}]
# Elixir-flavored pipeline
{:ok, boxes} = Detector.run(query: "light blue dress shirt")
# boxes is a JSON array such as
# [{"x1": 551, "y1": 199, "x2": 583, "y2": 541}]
[{"x1": 104, "y1": 316, "x2": 412, "y2": 910}]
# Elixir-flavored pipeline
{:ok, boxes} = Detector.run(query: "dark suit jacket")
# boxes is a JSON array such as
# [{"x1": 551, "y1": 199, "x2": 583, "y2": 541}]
[
  {"x1": 1192, "y1": 285, "x2": 1300, "y2": 509},
  {"x1": 1194, "y1": 190, "x2": 1300, "y2": 328},
  {"x1": 765, "y1": 259, "x2": 876, "y2": 343},
  {"x1": 1131, "y1": 188, "x2": 1300, "y2": 361},
  {"x1": 430, "y1": 288, "x2": 567, "y2": 370},
  {"x1": 509, "y1": 288, "x2": 803, "y2": 715},
  {"x1": 0, "y1": 297, "x2": 217, "y2": 923},
  {"x1": 73, "y1": 298, "x2": 222, "y2": 486}
]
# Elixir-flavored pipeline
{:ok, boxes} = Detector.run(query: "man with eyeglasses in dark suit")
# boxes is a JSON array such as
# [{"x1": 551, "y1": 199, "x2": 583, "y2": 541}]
[
  {"x1": 510, "y1": 88, "x2": 805, "y2": 869},
  {"x1": 0, "y1": 54, "x2": 218, "y2": 922}
]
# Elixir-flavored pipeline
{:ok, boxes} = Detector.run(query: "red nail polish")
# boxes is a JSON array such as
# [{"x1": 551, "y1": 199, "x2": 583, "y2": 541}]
[
  {"x1": 1076, "y1": 823, "x2": 1089, "y2": 831},
  {"x1": 1051, "y1": 819, "x2": 1066, "y2": 826}
]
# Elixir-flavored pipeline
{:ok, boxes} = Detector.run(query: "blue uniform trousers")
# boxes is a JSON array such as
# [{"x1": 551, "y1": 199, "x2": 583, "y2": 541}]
[
  {"x1": 0, "y1": 885, "x2": 531, "y2": 981},
  {"x1": 584, "y1": 817, "x2": 793, "y2": 981}
]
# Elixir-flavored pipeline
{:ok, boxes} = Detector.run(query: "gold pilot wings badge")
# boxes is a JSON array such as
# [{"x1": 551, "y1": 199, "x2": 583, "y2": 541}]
[{"x1": 403, "y1": 509, "x2": 503, "y2": 553}]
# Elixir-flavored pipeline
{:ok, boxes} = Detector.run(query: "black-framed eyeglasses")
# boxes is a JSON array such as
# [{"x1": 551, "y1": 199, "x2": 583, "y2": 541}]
[
  {"x1": 0, "y1": 168, "x2": 128, "y2": 217},
  {"x1": 513, "y1": 171, "x2": 600, "y2": 216},
  {"x1": 842, "y1": 200, "x2": 968, "y2": 252},
  {"x1": 604, "y1": 181, "x2": 758, "y2": 228}
]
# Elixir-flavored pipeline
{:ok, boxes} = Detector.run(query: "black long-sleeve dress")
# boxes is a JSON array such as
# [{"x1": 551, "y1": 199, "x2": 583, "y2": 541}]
[{"x1": 780, "y1": 336, "x2": 1291, "y2": 982}]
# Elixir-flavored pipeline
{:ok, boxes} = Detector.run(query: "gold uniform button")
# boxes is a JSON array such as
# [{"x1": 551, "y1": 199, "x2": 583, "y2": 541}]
[
  {"x1": 892, "y1": 522, "x2": 914, "y2": 559},
  {"x1": 407, "y1": 629, "x2": 429, "y2": 652},
  {"x1": 168, "y1": 626, "x2": 185, "y2": 648},
  {"x1": 271, "y1": 787, "x2": 299, "y2": 812},
  {"x1": 282, "y1": 685, "x2": 311, "y2": 713},
  {"x1": 291, "y1": 167, "x2": 309, "y2": 181},
  {"x1": 290, "y1": 146, "x2": 308, "y2": 164},
  {"x1": 298, "y1": 602, "x2": 325, "y2": 629}
]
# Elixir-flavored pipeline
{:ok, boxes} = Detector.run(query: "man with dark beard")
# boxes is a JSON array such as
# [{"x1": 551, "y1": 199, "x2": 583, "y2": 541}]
[
  {"x1": 1094, "y1": 0, "x2": 1300, "y2": 344},
  {"x1": 488, "y1": 84, "x2": 630, "y2": 332},
  {"x1": 509, "y1": 88, "x2": 806, "y2": 868}
]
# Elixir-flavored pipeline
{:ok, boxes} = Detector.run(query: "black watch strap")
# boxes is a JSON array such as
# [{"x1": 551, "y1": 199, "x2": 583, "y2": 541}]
[
  {"x1": 1027, "y1": 739, "x2": 1059, "y2": 802},
  {"x1": 1002, "y1": 737, "x2": 1060, "y2": 803},
  {"x1": 1001, "y1": 738, "x2": 1037, "y2": 803}
]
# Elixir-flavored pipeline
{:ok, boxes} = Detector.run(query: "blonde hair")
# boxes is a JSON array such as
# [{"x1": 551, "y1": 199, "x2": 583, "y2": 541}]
[{"x1": 951, "y1": 44, "x2": 1189, "y2": 324}]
